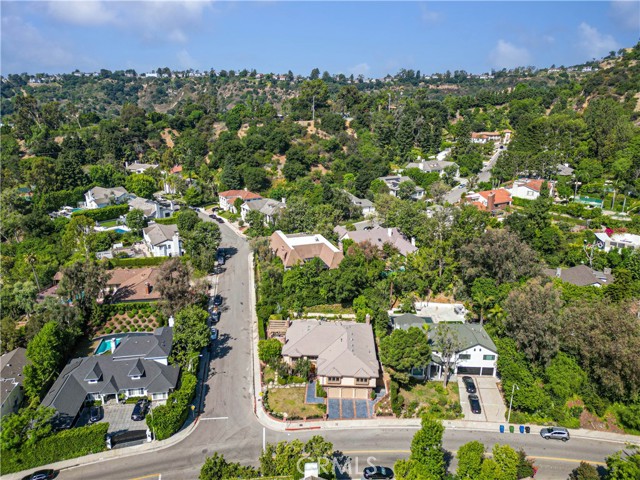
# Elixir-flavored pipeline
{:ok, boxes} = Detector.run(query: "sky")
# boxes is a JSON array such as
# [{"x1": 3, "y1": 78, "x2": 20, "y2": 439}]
[{"x1": 1, "y1": 1, "x2": 639, "y2": 77}]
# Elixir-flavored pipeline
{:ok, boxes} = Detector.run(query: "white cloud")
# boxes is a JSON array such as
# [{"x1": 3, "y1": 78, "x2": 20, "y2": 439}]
[
  {"x1": 177, "y1": 49, "x2": 197, "y2": 69},
  {"x1": 1, "y1": 14, "x2": 76, "y2": 71},
  {"x1": 610, "y1": 1, "x2": 640, "y2": 31},
  {"x1": 47, "y1": 1, "x2": 117, "y2": 26},
  {"x1": 349, "y1": 63, "x2": 370, "y2": 76},
  {"x1": 578, "y1": 22, "x2": 619, "y2": 59},
  {"x1": 420, "y1": 4, "x2": 442, "y2": 24},
  {"x1": 488, "y1": 40, "x2": 532, "y2": 69}
]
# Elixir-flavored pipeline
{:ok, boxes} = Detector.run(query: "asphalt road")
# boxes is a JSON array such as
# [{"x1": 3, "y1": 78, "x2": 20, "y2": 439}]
[
  {"x1": 444, "y1": 147, "x2": 503, "y2": 204},
  {"x1": 57, "y1": 218, "x2": 622, "y2": 480}
]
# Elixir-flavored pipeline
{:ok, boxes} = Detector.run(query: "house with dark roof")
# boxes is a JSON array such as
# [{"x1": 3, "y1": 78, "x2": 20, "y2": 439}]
[
  {"x1": 391, "y1": 312, "x2": 433, "y2": 331},
  {"x1": 343, "y1": 192, "x2": 376, "y2": 217},
  {"x1": 1, "y1": 348, "x2": 28, "y2": 418},
  {"x1": 334, "y1": 225, "x2": 417, "y2": 257},
  {"x1": 281, "y1": 320, "x2": 380, "y2": 399},
  {"x1": 41, "y1": 328, "x2": 179, "y2": 429},
  {"x1": 543, "y1": 265, "x2": 613, "y2": 287},
  {"x1": 377, "y1": 175, "x2": 425, "y2": 200}
]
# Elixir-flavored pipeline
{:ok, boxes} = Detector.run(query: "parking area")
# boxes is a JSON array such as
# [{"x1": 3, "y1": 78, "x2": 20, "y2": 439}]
[
  {"x1": 458, "y1": 376, "x2": 506, "y2": 422},
  {"x1": 76, "y1": 403, "x2": 148, "y2": 434}
]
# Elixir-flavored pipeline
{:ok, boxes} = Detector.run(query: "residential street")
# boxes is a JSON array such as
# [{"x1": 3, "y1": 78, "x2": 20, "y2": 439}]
[
  {"x1": 34, "y1": 219, "x2": 628, "y2": 480},
  {"x1": 443, "y1": 147, "x2": 503, "y2": 204}
]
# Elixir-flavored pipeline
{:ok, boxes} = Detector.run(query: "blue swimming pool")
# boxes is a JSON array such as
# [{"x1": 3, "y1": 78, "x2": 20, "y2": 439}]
[
  {"x1": 114, "y1": 228, "x2": 128, "y2": 234},
  {"x1": 95, "y1": 337, "x2": 122, "y2": 355}
]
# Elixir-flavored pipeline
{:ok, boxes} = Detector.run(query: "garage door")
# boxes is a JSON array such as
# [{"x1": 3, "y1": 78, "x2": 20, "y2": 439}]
[
  {"x1": 457, "y1": 366, "x2": 481, "y2": 375},
  {"x1": 480, "y1": 367, "x2": 494, "y2": 376}
]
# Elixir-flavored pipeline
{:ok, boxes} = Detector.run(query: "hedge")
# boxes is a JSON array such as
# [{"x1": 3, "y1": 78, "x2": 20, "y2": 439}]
[
  {"x1": 0, "y1": 423, "x2": 108, "y2": 475},
  {"x1": 72, "y1": 204, "x2": 130, "y2": 222},
  {"x1": 146, "y1": 371, "x2": 197, "y2": 440},
  {"x1": 108, "y1": 256, "x2": 168, "y2": 268},
  {"x1": 36, "y1": 185, "x2": 90, "y2": 213},
  {"x1": 154, "y1": 216, "x2": 178, "y2": 225}
]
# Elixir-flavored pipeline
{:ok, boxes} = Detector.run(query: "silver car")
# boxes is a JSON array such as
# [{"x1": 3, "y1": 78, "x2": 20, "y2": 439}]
[{"x1": 540, "y1": 426, "x2": 570, "y2": 442}]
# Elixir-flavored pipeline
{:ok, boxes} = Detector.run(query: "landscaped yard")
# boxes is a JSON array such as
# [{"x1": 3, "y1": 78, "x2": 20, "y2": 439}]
[
  {"x1": 94, "y1": 305, "x2": 165, "y2": 336},
  {"x1": 265, "y1": 387, "x2": 326, "y2": 420},
  {"x1": 397, "y1": 380, "x2": 462, "y2": 419},
  {"x1": 263, "y1": 365, "x2": 276, "y2": 384},
  {"x1": 99, "y1": 219, "x2": 120, "y2": 227},
  {"x1": 303, "y1": 304, "x2": 355, "y2": 315}
]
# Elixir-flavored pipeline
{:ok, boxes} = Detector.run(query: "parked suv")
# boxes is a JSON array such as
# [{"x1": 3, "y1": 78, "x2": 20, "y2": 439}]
[
  {"x1": 468, "y1": 394, "x2": 482, "y2": 414},
  {"x1": 131, "y1": 399, "x2": 150, "y2": 421},
  {"x1": 540, "y1": 426, "x2": 570, "y2": 442},
  {"x1": 89, "y1": 405, "x2": 102, "y2": 423},
  {"x1": 462, "y1": 376, "x2": 477, "y2": 394},
  {"x1": 363, "y1": 466, "x2": 394, "y2": 479}
]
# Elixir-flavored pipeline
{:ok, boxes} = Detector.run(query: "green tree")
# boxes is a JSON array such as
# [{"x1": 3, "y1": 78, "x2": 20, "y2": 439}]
[
  {"x1": 156, "y1": 258, "x2": 194, "y2": 316},
  {"x1": 492, "y1": 444, "x2": 520, "y2": 480},
  {"x1": 23, "y1": 322, "x2": 65, "y2": 400},
  {"x1": 126, "y1": 208, "x2": 147, "y2": 234},
  {"x1": 433, "y1": 324, "x2": 462, "y2": 387},
  {"x1": 395, "y1": 416, "x2": 445, "y2": 480},
  {"x1": 568, "y1": 461, "x2": 601, "y2": 480},
  {"x1": 544, "y1": 352, "x2": 587, "y2": 402},
  {"x1": 184, "y1": 222, "x2": 222, "y2": 272},
  {"x1": 398, "y1": 180, "x2": 417, "y2": 200},
  {"x1": 456, "y1": 441, "x2": 485, "y2": 479},
  {"x1": 379, "y1": 327, "x2": 431, "y2": 384},
  {"x1": 175, "y1": 209, "x2": 201, "y2": 234},
  {"x1": 62, "y1": 215, "x2": 97, "y2": 259},
  {"x1": 258, "y1": 339, "x2": 282, "y2": 366},
  {"x1": 470, "y1": 277, "x2": 498, "y2": 325},
  {"x1": 126, "y1": 174, "x2": 157, "y2": 199},
  {"x1": 0, "y1": 406, "x2": 55, "y2": 451},
  {"x1": 57, "y1": 260, "x2": 109, "y2": 320},
  {"x1": 605, "y1": 445, "x2": 640, "y2": 480},
  {"x1": 199, "y1": 453, "x2": 258, "y2": 480},
  {"x1": 171, "y1": 305, "x2": 210, "y2": 370}
]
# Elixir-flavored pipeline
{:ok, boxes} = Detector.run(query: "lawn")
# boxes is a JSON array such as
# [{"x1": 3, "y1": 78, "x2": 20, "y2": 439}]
[
  {"x1": 398, "y1": 380, "x2": 462, "y2": 419},
  {"x1": 303, "y1": 304, "x2": 355, "y2": 315},
  {"x1": 99, "y1": 219, "x2": 120, "y2": 227},
  {"x1": 265, "y1": 387, "x2": 326, "y2": 420},
  {"x1": 263, "y1": 365, "x2": 276, "y2": 384}
]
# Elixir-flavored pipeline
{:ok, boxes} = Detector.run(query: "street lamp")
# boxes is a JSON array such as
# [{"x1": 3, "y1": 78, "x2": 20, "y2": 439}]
[{"x1": 507, "y1": 383, "x2": 519, "y2": 424}]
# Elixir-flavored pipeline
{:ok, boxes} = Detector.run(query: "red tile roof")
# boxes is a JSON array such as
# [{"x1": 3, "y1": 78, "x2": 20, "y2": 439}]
[
  {"x1": 218, "y1": 190, "x2": 262, "y2": 201},
  {"x1": 478, "y1": 189, "x2": 512, "y2": 205},
  {"x1": 170, "y1": 165, "x2": 182, "y2": 174},
  {"x1": 524, "y1": 179, "x2": 544, "y2": 192}
]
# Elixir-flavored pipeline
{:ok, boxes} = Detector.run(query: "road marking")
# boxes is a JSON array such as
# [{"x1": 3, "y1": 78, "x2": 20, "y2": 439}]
[
  {"x1": 199, "y1": 416, "x2": 229, "y2": 420},
  {"x1": 343, "y1": 450, "x2": 607, "y2": 466},
  {"x1": 128, "y1": 475, "x2": 161, "y2": 480}
]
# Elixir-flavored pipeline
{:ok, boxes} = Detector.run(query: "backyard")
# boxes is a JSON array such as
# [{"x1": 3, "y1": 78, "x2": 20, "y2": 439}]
[
  {"x1": 264, "y1": 387, "x2": 326, "y2": 420},
  {"x1": 387, "y1": 379, "x2": 462, "y2": 419},
  {"x1": 93, "y1": 304, "x2": 165, "y2": 336}
]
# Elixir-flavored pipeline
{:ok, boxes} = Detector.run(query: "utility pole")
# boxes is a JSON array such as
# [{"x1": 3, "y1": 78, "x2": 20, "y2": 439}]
[{"x1": 507, "y1": 383, "x2": 519, "y2": 423}]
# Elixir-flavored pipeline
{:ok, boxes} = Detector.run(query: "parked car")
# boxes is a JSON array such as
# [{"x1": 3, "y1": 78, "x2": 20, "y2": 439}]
[
  {"x1": 462, "y1": 376, "x2": 477, "y2": 394},
  {"x1": 540, "y1": 426, "x2": 570, "y2": 442},
  {"x1": 213, "y1": 294, "x2": 223, "y2": 307},
  {"x1": 21, "y1": 470, "x2": 56, "y2": 480},
  {"x1": 209, "y1": 311, "x2": 220, "y2": 324},
  {"x1": 89, "y1": 405, "x2": 102, "y2": 423},
  {"x1": 468, "y1": 394, "x2": 482, "y2": 414},
  {"x1": 363, "y1": 466, "x2": 394, "y2": 479},
  {"x1": 210, "y1": 327, "x2": 218, "y2": 341},
  {"x1": 131, "y1": 399, "x2": 150, "y2": 421}
]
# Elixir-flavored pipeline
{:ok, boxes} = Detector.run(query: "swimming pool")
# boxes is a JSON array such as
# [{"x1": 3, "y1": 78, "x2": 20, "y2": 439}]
[
  {"x1": 95, "y1": 337, "x2": 122, "y2": 355},
  {"x1": 114, "y1": 228, "x2": 128, "y2": 234}
]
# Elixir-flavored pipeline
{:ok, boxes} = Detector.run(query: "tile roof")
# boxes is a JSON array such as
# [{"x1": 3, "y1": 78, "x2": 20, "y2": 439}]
[
  {"x1": 478, "y1": 189, "x2": 512, "y2": 205},
  {"x1": 282, "y1": 320, "x2": 379, "y2": 378},
  {"x1": 270, "y1": 231, "x2": 344, "y2": 269},
  {"x1": 170, "y1": 165, "x2": 183, "y2": 174},
  {"x1": 218, "y1": 190, "x2": 262, "y2": 201},
  {"x1": 107, "y1": 267, "x2": 161, "y2": 302}
]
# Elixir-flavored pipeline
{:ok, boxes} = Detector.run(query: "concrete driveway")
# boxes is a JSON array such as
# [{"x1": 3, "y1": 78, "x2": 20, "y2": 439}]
[
  {"x1": 77, "y1": 403, "x2": 146, "y2": 434},
  {"x1": 458, "y1": 376, "x2": 506, "y2": 423}
]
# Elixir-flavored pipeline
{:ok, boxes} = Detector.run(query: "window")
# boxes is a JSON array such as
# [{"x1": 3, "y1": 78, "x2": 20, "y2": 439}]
[
  {"x1": 356, "y1": 378, "x2": 369, "y2": 385},
  {"x1": 327, "y1": 377, "x2": 341, "y2": 384},
  {"x1": 483, "y1": 354, "x2": 496, "y2": 361},
  {"x1": 131, "y1": 375, "x2": 141, "y2": 380},
  {"x1": 88, "y1": 379, "x2": 98, "y2": 384},
  {"x1": 459, "y1": 354, "x2": 471, "y2": 360}
]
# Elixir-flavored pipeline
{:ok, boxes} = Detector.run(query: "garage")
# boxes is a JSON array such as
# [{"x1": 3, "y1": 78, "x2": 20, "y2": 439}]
[
  {"x1": 457, "y1": 366, "x2": 481, "y2": 375},
  {"x1": 480, "y1": 367, "x2": 494, "y2": 376}
]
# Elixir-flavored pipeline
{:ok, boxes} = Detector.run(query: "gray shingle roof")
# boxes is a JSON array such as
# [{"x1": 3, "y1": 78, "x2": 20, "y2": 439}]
[
  {"x1": 112, "y1": 328, "x2": 173, "y2": 361},
  {"x1": 543, "y1": 265, "x2": 613, "y2": 287},
  {"x1": 1, "y1": 348, "x2": 28, "y2": 408},
  {"x1": 427, "y1": 323, "x2": 497, "y2": 353},
  {"x1": 392, "y1": 313, "x2": 433, "y2": 330},
  {"x1": 341, "y1": 226, "x2": 417, "y2": 257},
  {"x1": 143, "y1": 223, "x2": 179, "y2": 245}
]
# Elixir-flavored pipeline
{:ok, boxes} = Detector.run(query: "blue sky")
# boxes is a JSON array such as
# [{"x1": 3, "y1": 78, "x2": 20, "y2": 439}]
[{"x1": 1, "y1": 1, "x2": 638, "y2": 76}]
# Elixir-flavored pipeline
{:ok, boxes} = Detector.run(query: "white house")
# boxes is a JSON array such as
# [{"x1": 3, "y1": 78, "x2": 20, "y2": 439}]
[
  {"x1": 508, "y1": 179, "x2": 555, "y2": 200},
  {"x1": 471, "y1": 132, "x2": 502, "y2": 144},
  {"x1": 594, "y1": 231, "x2": 640, "y2": 252},
  {"x1": 240, "y1": 198, "x2": 286, "y2": 224},
  {"x1": 218, "y1": 189, "x2": 263, "y2": 213},
  {"x1": 377, "y1": 175, "x2": 425, "y2": 200},
  {"x1": 404, "y1": 157, "x2": 459, "y2": 178},
  {"x1": 125, "y1": 162, "x2": 158, "y2": 174},
  {"x1": 143, "y1": 224, "x2": 183, "y2": 257},
  {"x1": 84, "y1": 186, "x2": 130, "y2": 209},
  {"x1": 344, "y1": 192, "x2": 376, "y2": 217}
]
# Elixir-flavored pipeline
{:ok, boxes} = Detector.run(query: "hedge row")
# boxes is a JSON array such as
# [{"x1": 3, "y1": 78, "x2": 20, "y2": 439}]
[
  {"x1": 108, "y1": 256, "x2": 168, "y2": 268},
  {"x1": 153, "y1": 216, "x2": 178, "y2": 225},
  {"x1": 72, "y1": 204, "x2": 130, "y2": 222},
  {"x1": 36, "y1": 185, "x2": 90, "y2": 213},
  {"x1": 0, "y1": 423, "x2": 109, "y2": 475},
  {"x1": 146, "y1": 371, "x2": 197, "y2": 440}
]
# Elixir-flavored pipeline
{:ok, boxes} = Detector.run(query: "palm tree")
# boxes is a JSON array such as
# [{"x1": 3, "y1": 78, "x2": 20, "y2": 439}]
[
  {"x1": 25, "y1": 253, "x2": 41, "y2": 292},
  {"x1": 473, "y1": 292, "x2": 494, "y2": 326},
  {"x1": 486, "y1": 304, "x2": 506, "y2": 326}
]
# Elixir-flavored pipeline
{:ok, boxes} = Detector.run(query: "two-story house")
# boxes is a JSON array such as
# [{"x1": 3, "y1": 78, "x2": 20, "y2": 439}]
[
  {"x1": 270, "y1": 231, "x2": 344, "y2": 269},
  {"x1": 240, "y1": 198, "x2": 286, "y2": 224},
  {"x1": 1, "y1": 348, "x2": 28, "y2": 418},
  {"x1": 143, "y1": 224, "x2": 183, "y2": 257},
  {"x1": 218, "y1": 189, "x2": 263, "y2": 213},
  {"x1": 281, "y1": 320, "x2": 380, "y2": 399},
  {"x1": 84, "y1": 186, "x2": 130, "y2": 209},
  {"x1": 377, "y1": 175, "x2": 425, "y2": 200}
]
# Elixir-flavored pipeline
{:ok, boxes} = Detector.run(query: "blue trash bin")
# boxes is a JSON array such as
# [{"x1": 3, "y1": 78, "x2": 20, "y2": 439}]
[
  {"x1": 499, "y1": 425, "x2": 505, "y2": 433},
  {"x1": 519, "y1": 425, "x2": 525, "y2": 434}
]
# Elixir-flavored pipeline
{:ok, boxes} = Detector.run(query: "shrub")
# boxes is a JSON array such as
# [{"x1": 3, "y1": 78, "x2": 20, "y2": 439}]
[
  {"x1": 104, "y1": 327, "x2": 112, "y2": 334},
  {"x1": 316, "y1": 382, "x2": 327, "y2": 398},
  {"x1": 72, "y1": 204, "x2": 129, "y2": 222},
  {"x1": 127, "y1": 311, "x2": 135, "y2": 319},
  {"x1": 0, "y1": 423, "x2": 108, "y2": 474},
  {"x1": 146, "y1": 371, "x2": 197, "y2": 440},
  {"x1": 390, "y1": 381, "x2": 404, "y2": 416}
]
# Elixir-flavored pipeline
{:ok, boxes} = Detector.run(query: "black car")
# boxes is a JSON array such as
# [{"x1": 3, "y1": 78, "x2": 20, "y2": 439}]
[
  {"x1": 468, "y1": 394, "x2": 482, "y2": 414},
  {"x1": 215, "y1": 217, "x2": 224, "y2": 224},
  {"x1": 213, "y1": 294, "x2": 223, "y2": 306},
  {"x1": 462, "y1": 376, "x2": 477, "y2": 394},
  {"x1": 363, "y1": 466, "x2": 394, "y2": 479},
  {"x1": 89, "y1": 405, "x2": 102, "y2": 423},
  {"x1": 131, "y1": 399, "x2": 150, "y2": 421},
  {"x1": 21, "y1": 470, "x2": 56, "y2": 480}
]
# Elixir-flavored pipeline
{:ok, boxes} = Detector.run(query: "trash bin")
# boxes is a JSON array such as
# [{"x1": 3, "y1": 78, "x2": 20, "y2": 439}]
[
  {"x1": 509, "y1": 425, "x2": 515, "y2": 433},
  {"x1": 519, "y1": 425, "x2": 525, "y2": 434},
  {"x1": 500, "y1": 425, "x2": 505, "y2": 433},
  {"x1": 525, "y1": 426, "x2": 531, "y2": 434}
]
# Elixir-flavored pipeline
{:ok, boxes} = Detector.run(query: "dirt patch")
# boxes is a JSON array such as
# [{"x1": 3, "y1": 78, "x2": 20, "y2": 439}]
[
  {"x1": 54, "y1": 136, "x2": 64, "y2": 144},
  {"x1": 212, "y1": 122, "x2": 228, "y2": 139},
  {"x1": 311, "y1": 164, "x2": 328, "y2": 175},
  {"x1": 237, "y1": 123, "x2": 250, "y2": 139},
  {"x1": 161, "y1": 128, "x2": 178, "y2": 148},
  {"x1": 580, "y1": 409, "x2": 624, "y2": 433}
]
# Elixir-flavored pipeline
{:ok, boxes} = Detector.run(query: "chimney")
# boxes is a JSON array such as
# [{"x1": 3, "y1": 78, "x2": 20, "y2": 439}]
[
  {"x1": 556, "y1": 267, "x2": 561, "y2": 278},
  {"x1": 387, "y1": 228, "x2": 392, "y2": 237},
  {"x1": 281, "y1": 197, "x2": 286, "y2": 205},
  {"x1": 487, "y1": 192, "x2": 496, "y2": 211},
  {"x1": 145, "y1": 282, "x2": 152, "y2": 294},
  {"x1": 365, "y1": 313, "x2": 371, "y2": 325},
  {"x1": 411, "y1": 237, "x2": 416, "y2": 246}
]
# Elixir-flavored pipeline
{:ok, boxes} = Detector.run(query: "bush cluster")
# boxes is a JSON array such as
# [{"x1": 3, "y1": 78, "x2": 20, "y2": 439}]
[
  {"x1": 146, "y1": 371, "x2": 197, "y2": 440},
  {"x1": 72, "y1": 203, "x2": 129, "y2": 222}
]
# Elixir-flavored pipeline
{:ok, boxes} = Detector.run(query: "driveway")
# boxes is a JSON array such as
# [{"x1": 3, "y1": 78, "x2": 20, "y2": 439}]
[
  {"x1": 458, "y1": 376, "x2": 506, "y2": 423},
  {"x1": 77, "y1": 403, "x2": 146, "y2": 434}
]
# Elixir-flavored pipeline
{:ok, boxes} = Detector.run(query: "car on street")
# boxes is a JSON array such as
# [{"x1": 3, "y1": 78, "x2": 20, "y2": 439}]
[
  {"x1": 213, "y1": 294, "x2": 223, "y2": 306},
  {"x1": 468, "y1": 394, "x2": 482, "y2": 414},
  {"x1": 540, "y1": 426, "x2": 570, "y2": 442},
  {"x1": 210, "y1": 327, "x2": 218, "y2": 341},
  {"x1": 210, "y1": 311, "x2": 220, "y2": 324},
  {"x1": 131, "y1": 399, "x2": 150, "y2": 421},
  {"x1": 21, "y1": 470, "x2": 56, "y2": 480},
  {"x1": 89, "y1": 405, "x2": 102, "y2": 423},
  {"x1": 363, "y1": 466, "x2": 394, "y2": 479},
  {"x1": 462, "y1": 376, "x2": 477, "y2": 394}
]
